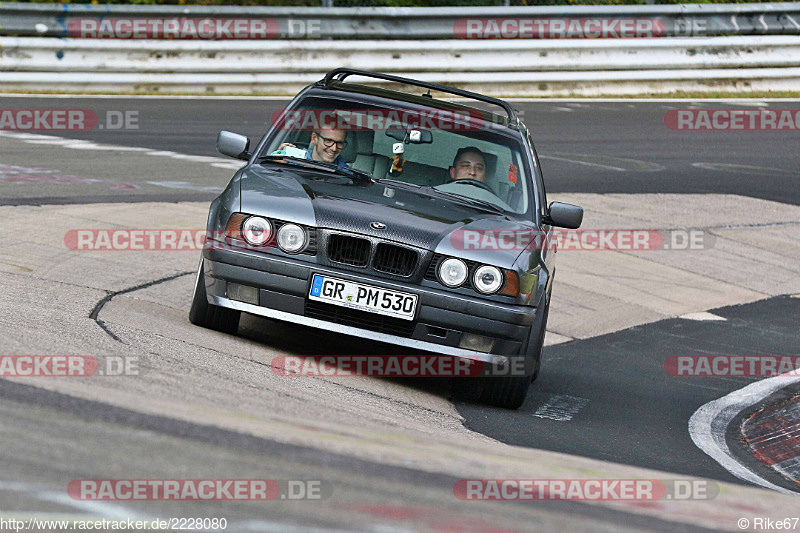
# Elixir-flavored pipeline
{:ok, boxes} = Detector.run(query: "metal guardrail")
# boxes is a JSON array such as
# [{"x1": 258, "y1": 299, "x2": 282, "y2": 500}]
[
  {"x1": 1, "y1": 2, "x2": 800, "y2": 39},
  {"x1": 1, "y1": 3, "x2": 799, "y2": 95},
  {"x1": 3, "y1": 67, "x2": 798, "y2": 97},
  {"x1": 3, "y1": 36, "x2": 799, "y2": 73},
  {"x1": 1, "y1": 35, "x2": 798, "y2": 96}
]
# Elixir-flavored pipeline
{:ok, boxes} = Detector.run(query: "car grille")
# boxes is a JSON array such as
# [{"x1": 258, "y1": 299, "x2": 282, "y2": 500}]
[
  {"x1": 373, "y1": 243, "x2": 417, "y2": 277},
  {"x1": 323, "y1": 232, "x2": 423, "y2": 279},
  {"x1": 305, "y1": 229, "x2": 318, "y2": 255},
  {"x1": 305, "y1": 301, "x2": 416, "y2": 337},
  {"x1": 424, "y1": 254, "x2": 443, "y2": 281},
  {"x1": 327, "y1": 234, "x2": 370, "y2": 267}
]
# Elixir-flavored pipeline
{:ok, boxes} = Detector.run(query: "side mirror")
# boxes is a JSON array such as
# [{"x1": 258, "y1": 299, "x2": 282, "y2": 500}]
[
  {"x1": 546, "y1": 202, "x2": 583, "y2": 229},
  {"x1": 217, "y1": 131, "x2": 251, "y2": 160}
]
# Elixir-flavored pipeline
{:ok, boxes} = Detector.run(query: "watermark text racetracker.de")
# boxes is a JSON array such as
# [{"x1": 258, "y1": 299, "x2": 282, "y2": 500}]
[
  {"x1": 63, "y1": 228, "x2": 714, "y2": 252},
  {"x1": 449, "y1": 228, "x2": 713, "y2": 252},
  {"x1": 453, "y1": 17, "x2": 666, "y2": 39},
  {"x1": 272, "y1": 355, "x2": 529, "y2": 378},
  {"x1": 454, "y1": 479, "x2": 718, "y2": 501},
  {"x1": 67, "y1": 17, "x2": 323, "y2": 39},
  {"x1": 0, "y1": 355, "x2": 139, "y2": 377},
  {"x1": 665, "y1": 109, "x2": 800, "y2": 131},
  {"x1": 271, "y1": 108, "x2": 484, "y2": 132},
  {"x1": 665, "y1": 355, "x2": 800, "y2": 377},
  {"x1": 0, "y1": 110, "x2": 138, "y2": 131},
  {"x1": 68, "y1": 479, "x2": 332, "y2": 501},
  {"x1": 64, "y1": 229, "x2": 237, "y2": 251}
]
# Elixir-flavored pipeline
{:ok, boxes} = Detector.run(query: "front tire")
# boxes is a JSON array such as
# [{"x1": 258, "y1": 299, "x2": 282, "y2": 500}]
[
  {"x1": 454, "y1": 302, "x2": 549, "y2": 409},
  {"x1": 476, "y1": 374, "x2": 533, "y2": 409},
  {"x1": 189, "y1": 259, "x2": 240, "y2": 335}
]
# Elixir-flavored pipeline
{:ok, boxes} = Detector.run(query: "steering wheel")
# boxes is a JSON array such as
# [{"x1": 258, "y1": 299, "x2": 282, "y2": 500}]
[{"x1": 453, "y1": 179, "x2": 496, "y2": 194}]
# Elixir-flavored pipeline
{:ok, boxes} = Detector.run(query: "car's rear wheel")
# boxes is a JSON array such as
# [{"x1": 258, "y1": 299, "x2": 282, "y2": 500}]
[
  {"x1": 454, "y1": 302, "x2": 549, "y2": 409},
  {"x1": 189, "y1": 259, "x2": 240, "y2": 335}
]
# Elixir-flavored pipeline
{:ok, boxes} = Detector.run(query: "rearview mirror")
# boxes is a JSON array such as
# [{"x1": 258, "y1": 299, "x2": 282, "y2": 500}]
[
  {"x1": 385, "y1": 129, "x2": 433, "y2": 144},
  {"x1": 546, "y1": 202, "x2": 583, "y2": 229},
  {"x1": 217, "y1": 130, "x2": 251, "y2": 160}
]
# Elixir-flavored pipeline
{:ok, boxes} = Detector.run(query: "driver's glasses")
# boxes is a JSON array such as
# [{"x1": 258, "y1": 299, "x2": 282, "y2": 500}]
[{"x1": 315, "y1": 132, "x2": 347, "y2": 150}]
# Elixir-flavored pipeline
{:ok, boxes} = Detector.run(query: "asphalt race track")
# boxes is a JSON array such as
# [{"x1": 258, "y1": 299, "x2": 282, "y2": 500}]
[
  {"x1": 458, "y1": 295, "x2": 800, "y2": 494},
  {"x1": 1, "y1": 96, "x2": 799, "y2": 532},
  {"x1": 2, "y1": 97, "x2": 800, "y2": 205}
]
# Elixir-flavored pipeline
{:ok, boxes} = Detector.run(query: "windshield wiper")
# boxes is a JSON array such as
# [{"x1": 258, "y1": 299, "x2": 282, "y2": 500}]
[
  {"x1": 258, "y1": 155, "x2": 374, "y2": 184},
  {"x1": 373, "y1": 178, "x2": 431, "y2": 194},
  {"x1": 420, "y1": 186, "x2": 508, "y2": 216},
  {"x1": 375, "y1": 178, "x2": 506, "y2": 215},
  {"x1": 373, "y1": 178, "x2": 505, "y2": 214},
  {"x1": 374, "y1": 178, "x2": 421, "y2": 188}
]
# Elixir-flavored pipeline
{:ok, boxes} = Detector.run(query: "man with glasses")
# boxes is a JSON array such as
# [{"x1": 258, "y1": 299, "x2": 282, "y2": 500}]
[{"x1": 280, "y1": 128, "x2": 350, "y2": 168}]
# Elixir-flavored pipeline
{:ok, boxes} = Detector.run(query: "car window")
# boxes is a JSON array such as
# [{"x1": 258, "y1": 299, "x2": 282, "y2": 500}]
[
  {"x1": 264, "y1": 98, "x2": 532, "y2": 216},
  {"x1": 526, "y1": 131, "x2": 546, "y2": 219}
]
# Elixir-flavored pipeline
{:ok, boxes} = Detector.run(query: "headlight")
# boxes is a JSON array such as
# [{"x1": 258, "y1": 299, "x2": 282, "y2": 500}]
[
  {"x1": 438, "y1": 258, "x2": 468, "y2": 287},
  {"x1": 473, "y1": 265, "x2": 503, "y2": 294},
  {"x1": 242, "y1": 216, "x2": 272, "y2": 246},
  {"x1": 277, "y1": 223, "x2": 307, "y2": 253}
]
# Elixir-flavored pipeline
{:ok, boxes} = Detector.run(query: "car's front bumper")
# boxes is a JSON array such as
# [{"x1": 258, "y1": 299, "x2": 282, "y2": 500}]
[{"x1": 203, "y1": 246, "x2": 541, "y2": 366}]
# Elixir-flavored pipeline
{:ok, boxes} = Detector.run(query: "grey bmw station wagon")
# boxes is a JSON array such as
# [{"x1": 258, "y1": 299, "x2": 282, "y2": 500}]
[{"x1": 190, "y1": 68, "x2": 583, "y2": 408}]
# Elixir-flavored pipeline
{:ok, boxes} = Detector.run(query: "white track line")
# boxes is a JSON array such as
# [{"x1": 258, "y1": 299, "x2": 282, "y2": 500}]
[
  {"x1": 537, "y1": 154, "x2": 627, "y2": 172},
  {"x1": 0, "y1": 130, "x2": 242, "y2": 170},
  {"x1": 0, "y1": 480, "x2": 150, "y2": 521},
  {"x1": 688, "y1": 372, "x2": 800, "y2": 495},
  {"x1": 533, "y1": 394, "x2": 590, "y2": 421},
  {"x1": 679, "y1": 312, "x2": 727, "y2": 321}
]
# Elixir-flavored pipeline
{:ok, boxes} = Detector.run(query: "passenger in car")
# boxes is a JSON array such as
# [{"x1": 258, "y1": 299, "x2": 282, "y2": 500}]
[{"x1": 279, "y1": 127, "x2": 350, "y2": 168}]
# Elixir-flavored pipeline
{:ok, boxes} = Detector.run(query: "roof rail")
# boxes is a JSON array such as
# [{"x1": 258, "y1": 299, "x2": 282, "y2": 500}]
[{"x1": 319, "y1": 68, "x2": 518, "y2": 124}]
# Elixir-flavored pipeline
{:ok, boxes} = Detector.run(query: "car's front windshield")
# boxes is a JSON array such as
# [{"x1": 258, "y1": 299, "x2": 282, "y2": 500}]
[{"x1": 261, "y1": 98, "x2": 532, "y2": 216}]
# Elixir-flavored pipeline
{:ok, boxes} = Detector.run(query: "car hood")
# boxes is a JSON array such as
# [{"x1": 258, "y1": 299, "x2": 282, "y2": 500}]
[{"x1": 239, "y1": 165, "x2": 534, "y2": 266}]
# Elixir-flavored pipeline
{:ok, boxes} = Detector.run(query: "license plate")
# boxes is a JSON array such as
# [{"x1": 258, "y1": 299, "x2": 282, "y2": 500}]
[{"x1": 308, "y1": 274, "x2": 418, "y2": 321}]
